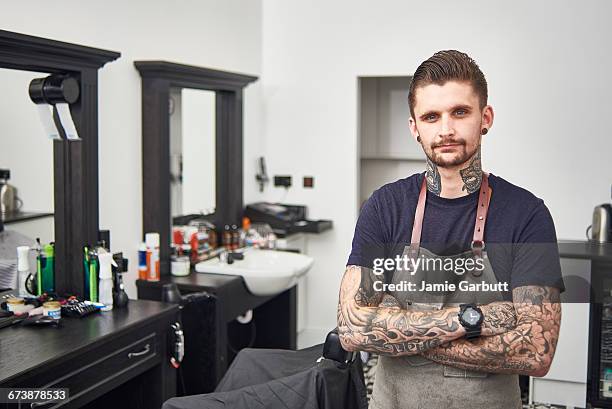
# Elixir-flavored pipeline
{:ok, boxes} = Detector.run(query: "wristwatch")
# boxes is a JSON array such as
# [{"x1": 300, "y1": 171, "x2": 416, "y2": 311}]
[{"x1": 458, "y1": 304, "x2": 484, "y2": 340}]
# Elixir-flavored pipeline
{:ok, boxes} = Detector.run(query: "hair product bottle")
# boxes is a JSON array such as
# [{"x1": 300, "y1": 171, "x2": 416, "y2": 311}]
[
  {"x1": 98, "y1": 252, "x2": 115, "y2": 311},
  {"x1": 138, "y1": 242, "x2": 148, "y2": 280},
  {"x1": 145, "y1": 233, "x2": 160, "y2": 281},
  {"x1": 16, "y1": 246, "x2": 30, "y2": 296}
]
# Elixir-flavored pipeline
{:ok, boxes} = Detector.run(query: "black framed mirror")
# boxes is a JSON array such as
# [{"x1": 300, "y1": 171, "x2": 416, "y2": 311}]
[
  {"x1": 0, "y1": 30, "x2": 119, "y2": 295},
  {"x1": 135, "y1": 61, "x2": 257, "y2": 274}
]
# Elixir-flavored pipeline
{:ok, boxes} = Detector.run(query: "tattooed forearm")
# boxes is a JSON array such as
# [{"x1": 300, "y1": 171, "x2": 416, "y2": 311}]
[
  {"x1": 336, "y1": 266, "x2": 516, "y2": 356},
  {"x1": 426, "y1": 158, "x2": 442, "y2": 195},
  {"x1": 480, "y1": 301, "x2": 517, "y2": 332},
  {"x1": 355, "y1": 266, "x2": 384, "y2": 307},
  {"x1": 459, "y1": 147, "x2": 482, "y2": 193},
  {"x1": 422, "y1": 286, "x2": 561, "y2": 377}
]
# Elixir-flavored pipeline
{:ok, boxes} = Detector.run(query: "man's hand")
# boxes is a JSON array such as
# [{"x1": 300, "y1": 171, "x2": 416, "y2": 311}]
[
  {"x1": 336, "y1": 265, "x2": 518, "y2": 356},
  {"x1": 421, "y1": 285, "x2": 561, "y2": 377}
]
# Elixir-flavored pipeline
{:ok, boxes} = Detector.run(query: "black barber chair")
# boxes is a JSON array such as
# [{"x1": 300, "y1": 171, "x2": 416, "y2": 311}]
[{"x1": 163, "y1": 328, "x2": 368, "y2": 409}]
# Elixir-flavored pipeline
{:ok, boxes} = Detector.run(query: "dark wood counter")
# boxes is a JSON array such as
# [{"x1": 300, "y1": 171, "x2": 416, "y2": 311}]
[{"x1": 0, "y1": 292, "x2": 179, "y2": 408}]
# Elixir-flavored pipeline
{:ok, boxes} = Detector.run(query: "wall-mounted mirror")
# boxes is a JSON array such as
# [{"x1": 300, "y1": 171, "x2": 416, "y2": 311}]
[
  {"x1": 135, "y1": 61, "x2": 257, "y2": 274},
  {"x1": 169, "y1": 88, "x2": 216, "y2": 220}
]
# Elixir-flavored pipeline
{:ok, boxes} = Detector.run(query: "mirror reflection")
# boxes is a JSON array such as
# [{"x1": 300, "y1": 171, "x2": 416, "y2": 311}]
[
  {"x1": 0, "y1": 68, "x2": 55, "y2": 290},
  {"x1": 169, "y1": 88, "x2": 216, "y2": 219}
]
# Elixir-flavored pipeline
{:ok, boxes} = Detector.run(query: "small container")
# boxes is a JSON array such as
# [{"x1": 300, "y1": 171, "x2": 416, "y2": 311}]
[
  {"x1": 6, "y1": 297, "x2": 26, "y2": 314},
  {"x1": 43, "y1": 301, "x2": 61, "y2": 320},
  {"x1": 171, "y1": 255, "x2": 190, "y2": 277}
]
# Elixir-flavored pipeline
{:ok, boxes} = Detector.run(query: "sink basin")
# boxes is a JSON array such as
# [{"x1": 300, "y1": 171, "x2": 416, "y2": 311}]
[{"x1": 195, "y1": 249, "x2": 314, "y2": 296}]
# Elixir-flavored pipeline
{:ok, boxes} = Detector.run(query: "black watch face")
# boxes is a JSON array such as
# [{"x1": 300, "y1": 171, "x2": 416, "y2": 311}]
[{"x1": 461, "y1": 308, "x2": 481, "y2": 326}]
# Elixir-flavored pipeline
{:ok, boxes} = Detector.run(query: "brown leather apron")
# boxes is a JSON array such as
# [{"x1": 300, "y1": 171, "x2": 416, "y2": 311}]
[{"x1": 369, "y1": 174, "x2": 522, "y2": 409}]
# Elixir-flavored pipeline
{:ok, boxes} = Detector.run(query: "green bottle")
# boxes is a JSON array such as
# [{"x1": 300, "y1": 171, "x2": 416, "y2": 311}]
[{"x1": 39, "y1": 243, "x2": 55, "y2": 294}]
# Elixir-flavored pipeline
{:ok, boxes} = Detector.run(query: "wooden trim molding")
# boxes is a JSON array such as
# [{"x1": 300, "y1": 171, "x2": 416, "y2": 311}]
[
  {"x1": 135, "y1": 60, "x2": 257, "y2": 274},
  {"x1": 0, "y1": 30, "x2": 120, "y2": 295}
]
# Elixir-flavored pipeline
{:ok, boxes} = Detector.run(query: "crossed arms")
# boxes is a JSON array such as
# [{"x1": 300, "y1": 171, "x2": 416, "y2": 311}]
[{"x1": 336, "y1": 265, "x2": 561, "y2": 377}]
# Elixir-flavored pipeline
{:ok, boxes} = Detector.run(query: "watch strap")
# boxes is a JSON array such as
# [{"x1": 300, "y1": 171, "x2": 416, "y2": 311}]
[{"x1": 464, "y1": 326, "x2": 482, "y2": 340}]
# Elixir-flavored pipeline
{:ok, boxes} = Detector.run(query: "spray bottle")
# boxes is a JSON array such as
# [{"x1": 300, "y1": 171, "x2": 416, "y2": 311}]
[
  {"x1": 98, "y1": 251, "x2": 117, "y2": 311},
  {"x1": 16, "y1": 246, "x2": 30, "y2": 296}
]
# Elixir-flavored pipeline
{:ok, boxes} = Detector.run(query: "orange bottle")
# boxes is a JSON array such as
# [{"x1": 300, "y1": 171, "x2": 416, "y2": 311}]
[{"x1": 145, "y1": 233, "x2": 160, "y2": 281}]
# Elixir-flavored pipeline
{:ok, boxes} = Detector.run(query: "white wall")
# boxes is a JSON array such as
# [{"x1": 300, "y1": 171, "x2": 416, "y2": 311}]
[
  {"x1": 261, "y1": 0, "x2": 612, "y2": 333},
  {"x1": 0, "y1": 0, "x2": 263, "y2": 297}
]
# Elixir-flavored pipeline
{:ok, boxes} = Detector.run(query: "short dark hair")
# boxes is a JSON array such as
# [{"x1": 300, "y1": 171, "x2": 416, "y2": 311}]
[{"x1": 408, "y1": 50, "x2": 488, "y2": 118}]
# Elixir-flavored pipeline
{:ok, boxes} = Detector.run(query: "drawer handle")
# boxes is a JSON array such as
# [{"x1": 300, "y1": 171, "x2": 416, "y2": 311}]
[
  {"x1": 128, "y1": 343, "x2": 151, "y2": 359},
  {"x1": 30, "y1": 401, "x2": 56, "y2": 408}
]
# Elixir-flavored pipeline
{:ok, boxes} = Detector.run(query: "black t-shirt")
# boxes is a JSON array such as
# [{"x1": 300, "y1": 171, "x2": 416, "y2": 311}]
[{"x1": 347, "y1": 172, "x2": 565, "y2": 295}]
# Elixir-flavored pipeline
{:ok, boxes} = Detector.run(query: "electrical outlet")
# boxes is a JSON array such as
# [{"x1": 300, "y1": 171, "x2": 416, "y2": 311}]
[
  {"x1": 274, "y1": 175, "x2": 292, "y2": 187},
  {"x1": 303, "y1": 176, "x2": 314, "y2": 188}
]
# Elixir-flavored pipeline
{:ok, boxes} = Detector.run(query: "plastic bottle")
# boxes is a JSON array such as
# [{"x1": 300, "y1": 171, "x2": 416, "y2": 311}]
[
  {"x1": 16, "y1": 246, "x2": 30, "y2": 296},
  {"x1": 98, "y1": 252, "x2": 115, "y2": 311},
  {"x1": 223, "y1": 225, "x2": 231, "y2": 250},
  {"x1": 231, "y1": 224, "x2": 239, "y2": 250},
  {"x1": 604, "y1": 368, "x2": 612, "y2": 398},
  {"x1": 146, "y1": 233, "x2": 160, "y2": 281},
  {"x1": 39, "y1": 243, "x2": 55, "y2": 294},
  {"x1": 138, "y1": 242, "x2": 148, "y2": 280}
]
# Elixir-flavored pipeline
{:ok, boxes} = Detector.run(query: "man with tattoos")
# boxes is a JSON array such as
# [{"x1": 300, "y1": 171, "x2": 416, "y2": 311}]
[{"x1": 337, "y1": 50, "x2": 564, "y2": 408}]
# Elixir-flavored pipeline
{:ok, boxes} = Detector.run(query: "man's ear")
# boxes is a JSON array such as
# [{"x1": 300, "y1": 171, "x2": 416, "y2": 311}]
[
  {"x1": 409, "y1": 117, "x2": 420, "y2": 143},
  {"x1": 482, "y1": 105, "x2": 494, "y2": 131}
]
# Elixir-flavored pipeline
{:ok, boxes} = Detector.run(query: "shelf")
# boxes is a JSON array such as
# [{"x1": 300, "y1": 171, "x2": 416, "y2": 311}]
[
  {"x1": 1, "y1": 211, "x2": 53, "y2": 224},
  {"x1": 359, "y1": 76, "x2": 423, "y2": 159},
  {"x1": 558, "y1": 240, "x2": 612, "y2": 263}
]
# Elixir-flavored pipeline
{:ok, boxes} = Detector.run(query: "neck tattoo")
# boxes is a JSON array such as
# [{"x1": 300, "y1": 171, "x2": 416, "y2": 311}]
[
  {"x1": 425, "y1": 147, "x2": 483, "y2": 196},
  {"x1": 425, "y1": 158, "x2": 442, "y2": 195},
  {"x1": 459, "y1": 147, "x2": 482, "y2": 193}
]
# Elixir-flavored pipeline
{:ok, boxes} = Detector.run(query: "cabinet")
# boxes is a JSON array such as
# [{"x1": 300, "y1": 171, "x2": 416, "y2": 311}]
[
  {"x1": 136, "y1": 273, "x2": 297, "y2": 394},
  {"x1": 0, "y1": 293, "x2": 179, "y2": 408}
]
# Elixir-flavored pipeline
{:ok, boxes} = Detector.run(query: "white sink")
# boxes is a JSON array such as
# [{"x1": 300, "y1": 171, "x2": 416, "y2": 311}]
[{"x1": 195, "y1": 248, "x2": 314, "y2": 296}]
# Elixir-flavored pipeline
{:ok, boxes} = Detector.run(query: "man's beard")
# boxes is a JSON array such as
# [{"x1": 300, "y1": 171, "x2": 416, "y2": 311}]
[{"x1": 424, "y1": 138, "x2": 478, "y2": 168}]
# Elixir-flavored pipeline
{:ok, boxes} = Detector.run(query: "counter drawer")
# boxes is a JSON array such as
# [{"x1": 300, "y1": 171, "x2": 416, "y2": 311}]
[{"x1": 33, "y1": 333, "x2": 159, "y2": 408}]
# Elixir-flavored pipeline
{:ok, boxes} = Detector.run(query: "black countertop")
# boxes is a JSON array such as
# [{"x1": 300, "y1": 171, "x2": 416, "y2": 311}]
[
  {"x1": 0, "y1": 292, "x2": 178, "y2": 383},
  {"x1": 136, "y1": 269, "x2": 289, "y2": 324},
  {"x1": 136, "y1": 270, "x2": 242, "y2": 294}
]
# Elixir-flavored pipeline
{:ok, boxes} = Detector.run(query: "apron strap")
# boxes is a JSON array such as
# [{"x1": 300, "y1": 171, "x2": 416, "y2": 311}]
[
  {"x1": 410, "y1": 172, "x2": 493, "y2": 257},
  {"x1": 410, "y1": 177, "x2": 428, "y2": 246},
  {"x1": 472, "y1": 173, "x2": 492, "y2": 257}
]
